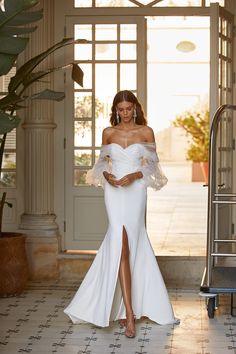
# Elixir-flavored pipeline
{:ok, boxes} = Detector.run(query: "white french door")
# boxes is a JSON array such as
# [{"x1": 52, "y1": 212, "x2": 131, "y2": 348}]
[
  {"x1": 62, "y1": 5, "x2": 234, "y2": 251},
  {"x1": 64, "y1": 16, "x2": 147, "y2": 250},
  {"x1": 210, "y1": 3, "x2": 235, "y2": 260}
]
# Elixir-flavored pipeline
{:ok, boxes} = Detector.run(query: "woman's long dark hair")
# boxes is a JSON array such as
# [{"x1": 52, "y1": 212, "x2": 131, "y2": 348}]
[{"x1": 110, "y1": 90, "x2": 147, "y2": 126}]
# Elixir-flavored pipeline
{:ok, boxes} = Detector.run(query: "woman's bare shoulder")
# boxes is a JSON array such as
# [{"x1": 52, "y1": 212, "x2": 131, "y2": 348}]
[
  {"x1": 102, "y1": 126, "x2": 115, "y2": 144},
  {"x1": 142, "y1": 125, "x2": 154, "y2": 132},
  {"x1": 103, "y1": 126, "x2": 114, "y2": 134},
  {"x1": 140, "y1": 125, "x2": 155, "y2": 142}
]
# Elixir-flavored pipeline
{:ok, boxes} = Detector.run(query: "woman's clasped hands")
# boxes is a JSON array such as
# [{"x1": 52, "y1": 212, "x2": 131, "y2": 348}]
[{"x1": 103, "y1": 171, "x2": 142, "y2": 187}]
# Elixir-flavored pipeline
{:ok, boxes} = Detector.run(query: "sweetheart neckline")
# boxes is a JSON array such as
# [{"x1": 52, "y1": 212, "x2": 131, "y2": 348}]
[{"x1": 103, "y1": 142, "x2": 155, "y2": 150}]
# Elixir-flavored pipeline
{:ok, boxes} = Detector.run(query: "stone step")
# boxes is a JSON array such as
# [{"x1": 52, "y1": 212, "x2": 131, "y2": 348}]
[{"x1": 58, "y1": 253, "x2": 206, "y2": 289}]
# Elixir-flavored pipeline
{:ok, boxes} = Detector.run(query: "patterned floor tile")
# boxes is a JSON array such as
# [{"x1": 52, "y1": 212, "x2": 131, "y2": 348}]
[{"x1": 0, "y1": 281, "x2": 236, "y2": 354}]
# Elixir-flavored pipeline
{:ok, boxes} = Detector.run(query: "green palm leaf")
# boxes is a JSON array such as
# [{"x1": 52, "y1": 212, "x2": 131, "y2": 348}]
[
  {"x1": 0, "y1": 36, "x2": 29, "y2": 54},
  {"x1": 72, "y1": 64, "x2": 84, "y2": 87},
  {"x1": 0, "y1": 92, "x2": 23, "y2": 110},
  {"x1": 0, "y1": 25, "x2": 37, "y2": 35},
  {"x1": 31, "y1": 89, "x2": 65, "y2": 102},
  {"x1": 3, "y1": 9, "x2": 43, "y2": 26},
  {"x1": 0, "y1": 0, "x2": 42, "y2": 75},
  {"x1": 0, "y1": 53, "x2": 17, "y2": 75},
  {"x1": 8, "y1": 38, "x2": 86, "y2": 92},
  {"x1": 0, "y1": 110, "x2": 20, "y2": 134},
  {"x1": 4, "y1": 0, "x2": 39, "y2": 14}
]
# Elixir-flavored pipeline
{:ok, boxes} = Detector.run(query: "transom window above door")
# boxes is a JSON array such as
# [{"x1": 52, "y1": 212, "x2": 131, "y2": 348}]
[{"x1": 74, "y1": 0, "x2": 224, "y2": 8}]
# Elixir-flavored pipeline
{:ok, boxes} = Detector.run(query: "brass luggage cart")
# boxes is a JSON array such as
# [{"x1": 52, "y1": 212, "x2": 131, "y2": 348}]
[{"x1": 200, "y1": 104, "x2": 236, "y2": 318}]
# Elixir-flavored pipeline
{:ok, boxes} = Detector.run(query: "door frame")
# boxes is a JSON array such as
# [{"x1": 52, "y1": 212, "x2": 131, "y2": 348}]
[{"x1": 53, "y1": 2, "x2": 234, "y2": 251}]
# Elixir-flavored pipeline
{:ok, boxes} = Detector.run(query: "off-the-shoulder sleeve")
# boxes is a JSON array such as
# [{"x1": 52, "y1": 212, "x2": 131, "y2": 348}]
[
  {"x1": 139, "y1": 143, "x2": 168, "y2": 190},
  {"x1": 85, "y1": 145, "x2": 112, "y2": 187}
]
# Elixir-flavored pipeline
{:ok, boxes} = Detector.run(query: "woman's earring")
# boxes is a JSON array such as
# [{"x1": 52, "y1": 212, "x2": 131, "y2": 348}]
[
  {"x1": 116, "y1": 111, "x2": 120, "y2": 124},
  {"x1": 133, "y1": 107, "x2": 137, "y2": 124}
]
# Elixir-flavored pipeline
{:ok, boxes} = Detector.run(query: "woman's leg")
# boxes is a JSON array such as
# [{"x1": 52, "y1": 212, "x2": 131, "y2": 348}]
[{"x1": 119, "y1": 226, "x2": 135, "y2": 337}]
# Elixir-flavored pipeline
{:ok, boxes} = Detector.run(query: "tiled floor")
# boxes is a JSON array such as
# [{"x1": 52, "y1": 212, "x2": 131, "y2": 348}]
[
  {"x1": 0, "y1": 281, "x2": 236, "y2": 354},
  {"x1": 147, "y1": 182, "x2": 208, "y2": 256}
]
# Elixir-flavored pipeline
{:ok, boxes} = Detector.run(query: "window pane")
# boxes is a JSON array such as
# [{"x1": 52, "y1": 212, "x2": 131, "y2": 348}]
[
  {"x1": 74, "y1": 150, "x2": 92, "y2": 166},
  {"x1": 155, "y1": 0, "x2": 201, "y2": 6},
  {"x1": 205, "y1": 0, "x2": 224, "y2": 6},
  {"x1": 4, "y1": 129, "x2": 16, "y2": 149},
  {"x1": 0, "y1": 67, "x2": 16, "y2": 93},
  {"x1": 120, "y1": 63, "x2": 136, "y2": 90},
  {"x1": 74, "y1": 44, "x2": 92, "y2": 60},
  {"x1": 74, "y1": 0, "x2": 225, "y2": 7},
  {"x1": 74, "y1": 0, "x2": 92, "y2": 7},
  {"x1": 74, "y1": 24, "x2": 92, "y2": 41},
  {"x1": 74, "y1": 170, "x2": 88, "y2": 185},
  {"x1": 2, "y1": 153, "x2": 16, "y2": 168},
  {"x1": 227, "y1": 41, "x2": 231, "y2": 58},
  {"x1": 95, "y1": 24, "x2": 117, "y2": 40},
  {"x1": 222, "y1": 60, "x2": 227, "y2": 88},
  {"x1": 95, "y1": 44, "x2": 117, "y2": 60},
  {"x1": 95, "y1": 64, "x2": 117, "y2": 99},
  {"x1": 96, "y1": 115, "x2": 110, "y2": 147},
  {"x1": 135, "y1": 0, "x2": 157, "y2": 4},
  {"x1": 0, "y1": 172, "x2": 16, "y2": 188},
  {"x1": 95, "y1": 0, "x2": 136, "y2": 6},
  {"x1": 222, "y1": 19, "x2": 227, "y2": 36},
  {"x1": 74, "y1": 92, "x2": 92, "y2": 119},
  {"x1": 120, "y1": 44, "x2": 136, "y2": 60},
  {"x1": 95, "y1": 96, "x2": 110, "y2": 146},
  {"x1": 95, "y1": 64, "x2": 116, "y2": 146},
  {"x1": 227, "y1": 62, "x2": 232, "y2": 88},
  {"x1": 120, "y1": 24, "x2": 137, "y2": 40},
  {"x1": 75, "y1": 64, "x2": 92, "y2": 90},
  {"x1": 222, "y1": 39, "x2": 227, "y2": 57},
  {"x1": 74, "y1": 121, "x2": 92, "y2": 147},
  {"x1": 227, "y1": 23, "x2": 232, "y2": 38},
  {"x1": 219, "y1": 58, "x2": 222, "y2": 85}
]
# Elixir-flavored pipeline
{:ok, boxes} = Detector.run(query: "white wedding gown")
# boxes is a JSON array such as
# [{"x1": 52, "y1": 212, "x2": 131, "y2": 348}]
[{"x1": 64, "y1": 142, "x2": 178, "y2": 327}]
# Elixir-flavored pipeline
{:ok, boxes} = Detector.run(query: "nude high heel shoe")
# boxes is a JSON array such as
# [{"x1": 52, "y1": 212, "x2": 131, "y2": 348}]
[{"x1": 125, "y1": 314, "x2": 136, "y2": 338}]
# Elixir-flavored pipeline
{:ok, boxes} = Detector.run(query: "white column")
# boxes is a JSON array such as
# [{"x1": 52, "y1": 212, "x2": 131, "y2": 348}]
[
  {"x1": 20, "y1": 122, "x2": 57, "y2": 235},
  {"x1": 20, "y1": 0, "x2": 60, "y2": 278},
  {"x1": 21, "y1": 0, "x2": 57, "y2": 235}
]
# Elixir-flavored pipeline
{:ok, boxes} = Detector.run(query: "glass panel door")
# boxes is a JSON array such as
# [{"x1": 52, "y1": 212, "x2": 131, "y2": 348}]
[{"x1": 64, "y1": 16, "x2": 146, "y2": 250}]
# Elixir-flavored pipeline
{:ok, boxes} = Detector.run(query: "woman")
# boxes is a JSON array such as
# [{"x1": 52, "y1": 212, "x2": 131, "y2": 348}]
[{"x1": 64, "y1": 90, "x2": 179, "y2": 338}]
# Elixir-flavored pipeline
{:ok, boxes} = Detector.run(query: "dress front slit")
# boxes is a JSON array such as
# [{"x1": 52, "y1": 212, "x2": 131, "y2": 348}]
[{"x1": 64, "y1": 143, "x2": 179, "y2": 327}]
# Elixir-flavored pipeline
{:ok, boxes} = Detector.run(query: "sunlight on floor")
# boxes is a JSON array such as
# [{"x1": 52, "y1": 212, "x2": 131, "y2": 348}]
[
  {"x1": 148, "y1": 181, "x2": 208, "y2": 256},
  {"x1": 0, "y1": 280, "x2": 235, "y2": 354}
]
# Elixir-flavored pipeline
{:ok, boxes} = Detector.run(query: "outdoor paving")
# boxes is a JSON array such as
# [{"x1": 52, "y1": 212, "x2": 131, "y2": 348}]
[{"x1": 147, "y1": 181, "x2": 208, "y2": 256}]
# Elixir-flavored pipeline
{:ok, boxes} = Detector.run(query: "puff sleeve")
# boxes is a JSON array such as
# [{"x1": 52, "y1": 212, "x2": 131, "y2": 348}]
[
  {"x1": 85, "y1": 145, "x2": 112, "y2": 187},
  {"x1": 139, "y1": 143, "x2": 168, "y2": 190}
]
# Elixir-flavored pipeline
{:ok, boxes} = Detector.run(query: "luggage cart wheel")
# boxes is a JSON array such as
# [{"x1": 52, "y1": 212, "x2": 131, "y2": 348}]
[{"x1": 207, "y1": 297, "x2": 215, "y2": 318}]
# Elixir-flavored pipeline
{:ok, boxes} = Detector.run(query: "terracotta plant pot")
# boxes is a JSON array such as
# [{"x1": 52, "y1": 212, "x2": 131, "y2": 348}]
[
  {"x1": 200, "y1": 161, "x2": 209, "y2": 184},
  {"x1": 0, "y1": 233, "x2": 29, "y2": 297}
]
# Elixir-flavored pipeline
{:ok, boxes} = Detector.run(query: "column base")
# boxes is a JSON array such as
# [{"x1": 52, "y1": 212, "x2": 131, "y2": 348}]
[
  {"x1": 20, "y1": 214, "x2": 59, "y2": 237},
  {"x1": 20, "y1": 214, "x2": 61, "y2": 280}
]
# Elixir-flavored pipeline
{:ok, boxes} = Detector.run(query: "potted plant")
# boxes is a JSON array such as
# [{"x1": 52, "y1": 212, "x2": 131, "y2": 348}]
[
  {"x1": 172, "y1": 108, "x2": 210, "y2": 183},
  {"x1": 0, "y1": 0, "x2": 84, "y2": 296}
]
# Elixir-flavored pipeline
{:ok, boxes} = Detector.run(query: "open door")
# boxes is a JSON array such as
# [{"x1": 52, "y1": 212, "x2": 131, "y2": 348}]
[{"x1": 210, "y1": 3, "x2": 234, "y2": 262}]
